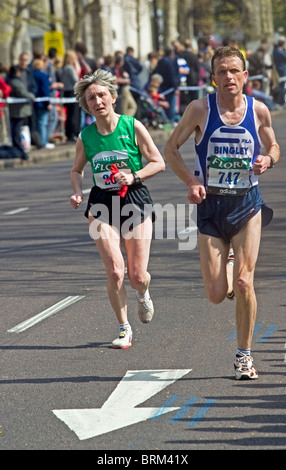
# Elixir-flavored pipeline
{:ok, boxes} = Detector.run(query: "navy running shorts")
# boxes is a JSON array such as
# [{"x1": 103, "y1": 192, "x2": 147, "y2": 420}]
[{"x1": 197, "y1": 185, "x2": 273, "y2": 244}]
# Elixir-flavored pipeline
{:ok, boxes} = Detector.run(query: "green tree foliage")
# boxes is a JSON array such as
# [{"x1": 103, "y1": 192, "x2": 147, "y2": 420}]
[
  {"x1": 193, "y1": 0, "x2": 215, "y2": 36},
  {"x1": 272, "y1": 0, "x2": 286, "y2": 36}
]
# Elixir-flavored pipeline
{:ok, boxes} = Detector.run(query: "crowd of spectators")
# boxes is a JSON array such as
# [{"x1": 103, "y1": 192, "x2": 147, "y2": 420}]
[{"x1": 0, "y1": 36, "x2": 286, "y2": 158}]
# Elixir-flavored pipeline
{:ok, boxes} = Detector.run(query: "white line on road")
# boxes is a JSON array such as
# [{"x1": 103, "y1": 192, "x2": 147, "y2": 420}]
[
  {"x1": 7, "y1": 295, "x2": 85, "y2": 333},
  {"x1": 4, "y1": 207, "x2": 29, "y2": 215}
]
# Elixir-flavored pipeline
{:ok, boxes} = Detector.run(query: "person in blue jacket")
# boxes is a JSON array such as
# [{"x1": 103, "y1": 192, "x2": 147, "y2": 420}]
[
  {"x1": 152, "y1": 46, "x2": 181, "y2": 125},
  {"x1": 33, "y1": 58, "x2": 55, "y2": 149}
]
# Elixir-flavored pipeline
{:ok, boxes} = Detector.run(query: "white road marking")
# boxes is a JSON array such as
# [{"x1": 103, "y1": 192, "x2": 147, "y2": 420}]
[
  {"x1": 53, "y1": 369, "x2": 191, "y2": 440},
  {"x1": 82, "y1": 189, "x2": 91, "y2": 194},
  {"x1": 4, "y1": 207, "x2": 29, "y2": 215},
  {"x1": 7, "y1": 295, "x2": 85, "y2": 333}
]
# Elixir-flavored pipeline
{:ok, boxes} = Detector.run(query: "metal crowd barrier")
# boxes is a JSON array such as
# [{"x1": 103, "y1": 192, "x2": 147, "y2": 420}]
[{"x1": 0, "y1": 96, "x2": 70, "y2": 145}]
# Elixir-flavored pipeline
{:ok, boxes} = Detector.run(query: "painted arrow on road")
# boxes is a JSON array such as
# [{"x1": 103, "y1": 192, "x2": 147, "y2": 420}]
[{"x1": 53, "y1": 369, "x2": 191, "y2": 440}]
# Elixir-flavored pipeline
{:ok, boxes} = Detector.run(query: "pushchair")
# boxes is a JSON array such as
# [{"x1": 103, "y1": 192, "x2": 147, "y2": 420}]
[{"x1": 137, "y1": 92, "x2": 170, "y2": 129}]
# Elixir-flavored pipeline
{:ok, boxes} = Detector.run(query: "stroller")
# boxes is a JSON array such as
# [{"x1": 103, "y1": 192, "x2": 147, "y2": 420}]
[{"x1": 137, "y1": 92, "x2": 170, "y2": 129}]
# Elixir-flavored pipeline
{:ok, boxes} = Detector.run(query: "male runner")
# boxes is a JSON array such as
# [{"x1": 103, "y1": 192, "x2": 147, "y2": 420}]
[{"x1": 164, "y1": 46, "x2": 280, "y2": 379}]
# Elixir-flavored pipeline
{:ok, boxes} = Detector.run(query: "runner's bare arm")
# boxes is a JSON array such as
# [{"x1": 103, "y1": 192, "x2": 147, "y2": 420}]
[
  {"x1": 252, "y1": 100, "x2": 280, "y2": 175},
  {"x1": 70, "y1": 138, "x2": 88, "y2": 209},
  {"x1": 108, "y1": 120, "x2": 165, "y2": 188},
  {"x1": 164, "y1": 98, "x2": 208, "y2": 204},
  {"x1": 133, "y1": 119, "x2": 166, "y2": 180}
]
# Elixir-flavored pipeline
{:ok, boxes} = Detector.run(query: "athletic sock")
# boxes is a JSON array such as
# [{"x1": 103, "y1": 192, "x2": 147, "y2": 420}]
[
  {"x1": 136, "y1": 289, "x2": 149, "y2": 301},
  {"x1": 236, "y1": 347, "x2": 251, "y2": 357},
  {"x1": 119, "y1": 322, "x2": 131, "y2": 331}
]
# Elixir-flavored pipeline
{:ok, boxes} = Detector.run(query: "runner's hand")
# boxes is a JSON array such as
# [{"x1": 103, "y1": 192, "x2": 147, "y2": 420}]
[
  {"x1": 70, "y1": 194, "x2": 83, "y2": 209},
  {"x1": 114, "y1": 171, "x2": 134, "y2": 186},
  {"x1": 187, "y1": 183, "x2": 206, "y2": 204},
  {"x1": 252, "y1": 155, "x2": 269, "y2": 175}
]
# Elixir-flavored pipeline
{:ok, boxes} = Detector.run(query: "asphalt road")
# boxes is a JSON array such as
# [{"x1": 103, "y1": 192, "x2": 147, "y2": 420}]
[{"x1": 0, "y1": 112, "x2": 285, "y2": 452}]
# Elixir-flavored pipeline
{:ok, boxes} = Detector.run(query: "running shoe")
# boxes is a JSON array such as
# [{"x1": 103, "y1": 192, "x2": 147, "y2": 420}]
[
  {"x1": 234, "y1": 354, "x2": 258, "y2": 380},
  {"x1": 226, "y1": 248, "x2": 235, "y2": 300},
  {"x1": 137, "y1": 295, "x2": 154, "y2": 323},
  {"x1": 226, "y1": 290, "x2": 235, "y2": 300},
  {"x1": 227, "y1": 248, "x2": 234, "y2": 264},
  {"x1": 112, "y1": 327, "x2": 132, "y2": 349}
]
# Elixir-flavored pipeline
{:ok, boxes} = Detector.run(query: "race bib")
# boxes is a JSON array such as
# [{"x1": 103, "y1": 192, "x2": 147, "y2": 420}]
[
  {"x1": 207, "y1": 155, "x2": 251, "y2": 196},
  {"x1": 91, "y1": 150, "x2": 131, "y2": 190}
]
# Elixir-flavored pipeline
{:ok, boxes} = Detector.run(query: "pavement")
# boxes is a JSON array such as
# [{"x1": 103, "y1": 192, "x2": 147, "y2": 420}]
[{"x1": 0, "y1": 127, "x2": 173, "y2": 171}]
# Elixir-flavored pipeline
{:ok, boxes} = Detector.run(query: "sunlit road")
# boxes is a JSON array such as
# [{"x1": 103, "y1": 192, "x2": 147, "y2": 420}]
[{"x1": 0, "y1": 112, "x2": 285, "y2": 451}]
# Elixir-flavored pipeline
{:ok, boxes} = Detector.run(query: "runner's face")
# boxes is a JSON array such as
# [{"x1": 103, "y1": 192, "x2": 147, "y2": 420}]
[
  {"x1": 85, "y1": 83, "x2": 116, "y2": 117},
  {"x1": 212, "y1": 56, "x2": 248, "y2": 95}
]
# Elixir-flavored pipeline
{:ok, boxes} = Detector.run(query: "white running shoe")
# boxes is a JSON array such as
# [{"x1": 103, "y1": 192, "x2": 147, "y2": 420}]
[
  {"x1": 234, "y1": 354, "x2": 258, "y2": 380},
  {"x1": 112, "y1": 327, "x2": 132, "y2": 349},
  {"x1": 137, "y1": 294, "x2": 154, "y2": 323}
]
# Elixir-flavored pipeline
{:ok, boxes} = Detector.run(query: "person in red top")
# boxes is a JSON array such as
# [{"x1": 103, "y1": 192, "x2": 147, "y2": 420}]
[
  {"x1": 0, "y1": 74, "x2": 11, "y2": 143},
  {"x1": 0, "y1": 75, "x2": 11, "y2": 111}
]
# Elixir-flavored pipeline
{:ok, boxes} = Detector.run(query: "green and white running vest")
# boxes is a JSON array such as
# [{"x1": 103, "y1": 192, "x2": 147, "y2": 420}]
[{"x1": 81, "y1": 115, "x2": 143, "y2": 191}]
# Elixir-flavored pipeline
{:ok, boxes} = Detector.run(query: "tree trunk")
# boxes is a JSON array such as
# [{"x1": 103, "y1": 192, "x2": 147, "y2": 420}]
[{"x1": 163, "y1": 0, "x2": 178, "y2": 47}]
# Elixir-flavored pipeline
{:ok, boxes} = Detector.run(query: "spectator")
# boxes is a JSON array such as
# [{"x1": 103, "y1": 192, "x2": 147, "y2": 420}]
[
  {"x1": 74, "y1": 40, "x2": 97, "y2": 75},
  {"x1": 197, "y1": 37, "x2": 214, "y2": 81},
  {"x1": 152, "y1": 46, "x2": 180, "y2": 125},
  {"x1": 247, "y1": 41, "x2": 270, "y2": 85},
  {"x1": 175, "y1": 39, "x2": 201, "y2": 112},
  {"x1": 172, "y1": 40, "x2": 190, "y2": 87},
  {"x1": 112, "y1": 54, "x2": 137, "y2": 117},
  {"x1": 138, "y1": 51, "x2": 159, "y2": 89},
  {"x1": 246, "y1": 79, "x2": 280, "y2": 111},
  {"x1": 273, "y1": 38, "x2": 286, "y2": 105},
  {"x1": 45, "y1": 47, "x2": 64, "y2": 142},
  {"x1": 0, "y1": 71, "x2": 11, "y2": 144},
  {"x1": 123, "y1": 46, "x2": 143, "y2": 115},
  {"x1": 181, "y1": 40, "x2": 201, "y2": 98},
  {"x1": 16, "y1": 52, "x2": 37, "y2": 95},
  {"x1": 57, "y1": 50, "x2": 81, "y2": 142},
  {"x1": 16, "y1": 52, "x2": 41, "y2": 147},
  {"x1": 259, "y1": 39, "x2": 273, "y2": 94},
  {"x1": 74, "y1": 44, "x2": 96, "y2": 131},
  {"x1": 101, "y1": 55, "x2": 115, "y2": 73},
  {"x1": 147, "y1": 74, "x2": 170, "y2": 123},
  {"x1": 7, "y1": 65, "x2": 35, "y2": 158},
  {"x1": 33, "y1": 58, "x2": 55, "y2": 149}
]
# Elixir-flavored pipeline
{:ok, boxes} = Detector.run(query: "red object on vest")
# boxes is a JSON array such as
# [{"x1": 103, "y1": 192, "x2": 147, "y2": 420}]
[{"x1": 105, "y1": 164, "x2": 128, "y2": 197}]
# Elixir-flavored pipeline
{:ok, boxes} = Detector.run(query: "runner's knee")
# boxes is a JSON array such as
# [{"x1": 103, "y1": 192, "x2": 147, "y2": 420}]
[
  {"x1": 128, "y1": 268, "x2": 150, "y2": 290},
  {"x1": 206, "y1": 285, "x2": 226, "y2": 304},
  {"x1": 107, "y1": 265, "x2": 125, "y2": 287},
  {"x1": 235, "y1": 276, "x2": 253, "y2": 296}
]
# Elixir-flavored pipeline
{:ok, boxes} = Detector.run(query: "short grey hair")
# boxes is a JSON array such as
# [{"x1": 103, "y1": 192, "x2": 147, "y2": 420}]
[{"x1": 74, "y1": 69, "x2": 118, "y2": 113}]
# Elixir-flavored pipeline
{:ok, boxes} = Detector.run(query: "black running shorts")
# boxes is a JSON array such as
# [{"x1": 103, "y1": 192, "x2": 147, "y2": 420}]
[{"x1": 85, "y1": 183, "x2": 156, "y2": 233}]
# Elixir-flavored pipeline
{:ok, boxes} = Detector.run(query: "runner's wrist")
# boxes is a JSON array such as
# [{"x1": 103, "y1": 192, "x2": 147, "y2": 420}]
[{"x1": 266, "y1": 155, "x2": 275, "y2": 168}]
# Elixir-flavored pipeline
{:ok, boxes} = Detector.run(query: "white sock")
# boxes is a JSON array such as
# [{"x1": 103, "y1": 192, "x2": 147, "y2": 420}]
[
  {"x1": 119, "y1": 322, "x2": 131, "y2": 331},
  {"x1": 136, "y1": 289, "x2": 150, "y2": 301},
  {"x1": 237, "y1": 347, "x2": 251, "y2": 357}
]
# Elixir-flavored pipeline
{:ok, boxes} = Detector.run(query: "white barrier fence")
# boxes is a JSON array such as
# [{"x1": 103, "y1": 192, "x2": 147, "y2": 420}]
[{"x1": 1, "y1": 74, "x2": 285, "y2": 145}]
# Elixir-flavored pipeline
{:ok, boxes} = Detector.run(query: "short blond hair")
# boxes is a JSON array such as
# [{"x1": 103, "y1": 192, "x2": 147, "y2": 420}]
[{"x1": 74, "y1": 69, "x2": 118, "y2": 114}]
